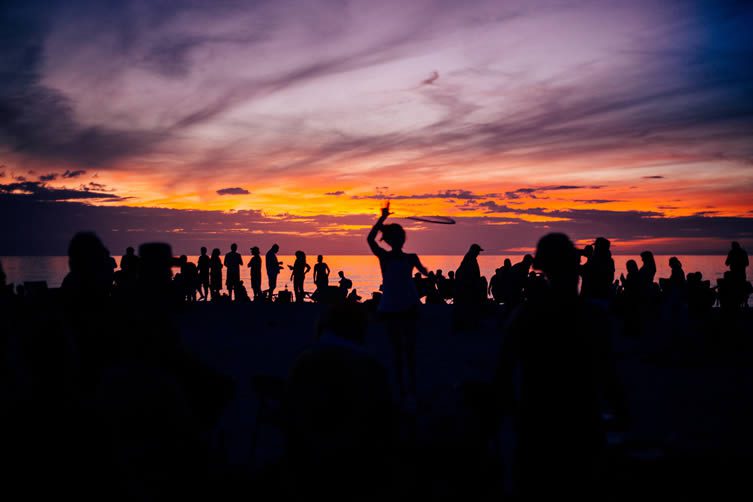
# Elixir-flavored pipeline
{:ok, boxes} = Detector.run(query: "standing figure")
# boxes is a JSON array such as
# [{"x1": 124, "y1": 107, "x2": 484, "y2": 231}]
[
  {"x1": 456, "y1": 243, "x2": 485, "y2": 305},
  {"x1": 726, "y1": 241, "x2": 749, "y2": 282},
  {"x1": 495, "y1": 233, "x2": 624, "y2": 498},
  {"x1": 367, "y1": 203, "x2": 429, "y2": 403},
  {"x1": 313, "y1": 255, "x2": 331, "y2": 291},
  {"x1": 289, "y1": 251, "x2": 311, "y2": 303},
  {"x1": 248, "y1": 247, "x2": 263, "y2": 301},
  {"x1": 209, "y1": 248, "x2": 223, "y2": 300},
  {"x1": 224, "y1": 243, "x2": 243, "y2": 301},
  {"x1": 197, "y1": 247, "x2": 210, "y2": 301},
  {"x1": 266, "y1": 244, "x2": 283, "y2": 299}
]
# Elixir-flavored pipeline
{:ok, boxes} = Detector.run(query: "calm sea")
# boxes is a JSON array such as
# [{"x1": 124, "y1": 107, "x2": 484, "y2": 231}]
[{"x1": 0, "y1": 255, "x2": 732, "y2": 298}]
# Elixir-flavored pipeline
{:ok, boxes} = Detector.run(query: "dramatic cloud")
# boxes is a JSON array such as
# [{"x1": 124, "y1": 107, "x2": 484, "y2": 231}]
[
  {"x1": 353, "y1": 189, "x2": 499, "y2": 200},
  {"x1": 216, "y1": 187, "x2": 250, "y2": 196},
  {"x1": 62, "y1": 169, "x2": 87, "y2": 178},
  {"x1": 1, "y1": 194, "x2": 751, "y2": 256},
  {"x1": 0, "y1": 0, "x2": 750, "y2": 252},
  {"x1": 0, "y1": 181, "x2": 120, "y2": 201},
  {"x1": 504, "y1": 186, "x2": 605, "y2": 200}
]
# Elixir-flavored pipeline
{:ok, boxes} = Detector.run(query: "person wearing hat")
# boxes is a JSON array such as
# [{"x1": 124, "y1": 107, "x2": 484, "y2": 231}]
[{"x1": 249, "y1": 246, "x2": 263, "y2": 301}]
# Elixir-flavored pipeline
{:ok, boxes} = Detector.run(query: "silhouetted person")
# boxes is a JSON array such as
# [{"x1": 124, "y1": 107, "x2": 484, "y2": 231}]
[
  {"x1": 638, "y1": 250, "x2": 657, "y2": 291},
  {"x1": 313, "y1": 255, "x2": 330, "y2": 293},
  {"x1": 620, "y1": 259, "x2": 640, "y2": 296},
  {"x1": 338, "y1": 271, "x2": 352, "y2": 295},
  {"x1": 687, "y1": 271, "x2": 714, "y2": 314},
  {"x1": 495, "y1": 233, "x2": 624, "y2": 498},
  {"x1": 289, "y1": 251, "x2": 311, "y2": 303},
  {"x1": 209, "y1": 248, "x2": 223, "y2": 300},
  {"x1": 120, "y1": 246, "x2": 139, "y2": 280},
  {"x1": 266, "y1": 244, "x2": 283, "y2": 299},
  {"x1": 726, "y1": 241, "x2": 749, "y2": 282},
  {"x1": 284, "y1": 303, "x2": 392, "y2": 501},
  {"x1": 197, "y1": 247, "x2": 210, "y2": 301},
  {"x1": 178, "y1": 255, "x2": 199, "y2": 302},
  {"x1": 347, "y1": 288, "x2": 362, "y2": 303},
  {"x1": 368, "y1": 203, "x2": 428, "y2": 402},
  {"x1": 224, "y1": 243, "x2": 243, "y2": 301},
  {"x1": 248, "y1": 247, "x2": 263, "y2": 301},
  {"x1": 510, "y1": 254, "x2": 533, "y2": 305},
  {"x1": 61, "y1": 232, "x2": 115, "y2": 304},
  {"x1": 584, "y1": 237, "x2": 615, "y2": 301},
  {"x1": 456, "y1": 243, "x2": 485, "y2": 304},
  {"x1": 668, "y1": 256, "x2": 686, "y2": 287}
]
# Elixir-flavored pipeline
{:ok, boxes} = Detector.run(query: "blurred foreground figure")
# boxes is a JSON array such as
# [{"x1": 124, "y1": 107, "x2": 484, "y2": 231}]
[{"x1": 496, "y1": 233, "x2": 624, "y2": 499}]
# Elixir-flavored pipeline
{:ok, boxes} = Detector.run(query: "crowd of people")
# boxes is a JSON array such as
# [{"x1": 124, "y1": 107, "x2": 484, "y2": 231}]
[{"x1": 0, "y1": 215, "x2": 751, "y2": 499}]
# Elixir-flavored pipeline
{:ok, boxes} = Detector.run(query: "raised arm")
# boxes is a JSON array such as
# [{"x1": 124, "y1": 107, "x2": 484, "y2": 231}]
[
  {"x1": 412, "y1": 254, "x2": 429, "y2": 277},
  {"x1": 367, "y1": 207, "x2": 390, "y2": 256},
  {"x1": 304, "y1": 263, "x2": 311, "y2": 274}
]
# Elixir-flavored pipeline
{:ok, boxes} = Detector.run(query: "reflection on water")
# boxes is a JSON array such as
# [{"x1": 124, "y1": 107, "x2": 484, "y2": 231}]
[{"x1": 0, "y1": 255, "x2": 735, "y2": 297}]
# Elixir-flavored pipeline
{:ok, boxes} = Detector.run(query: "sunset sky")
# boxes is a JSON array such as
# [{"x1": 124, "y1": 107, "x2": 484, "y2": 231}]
[{"x1": 1, "y1": 0, "x2": 752, "y2": 255}]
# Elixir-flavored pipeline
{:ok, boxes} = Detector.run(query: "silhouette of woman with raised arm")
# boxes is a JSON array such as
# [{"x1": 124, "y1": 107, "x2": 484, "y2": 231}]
[
  {"x1": 367, "y1": 202, "x2": 429, "y2": 403},
  {"x1": 209, "y1": 248, "x2": 223, "y2": 301},
  {"x1": 289, "y1": 251, "x2": 311, "y2": 303}
]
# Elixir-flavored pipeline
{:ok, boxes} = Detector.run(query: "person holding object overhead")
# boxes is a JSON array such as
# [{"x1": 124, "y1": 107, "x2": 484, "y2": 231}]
[{"x1": 367, "y1": 201, "x2": 429, "y2": 406}]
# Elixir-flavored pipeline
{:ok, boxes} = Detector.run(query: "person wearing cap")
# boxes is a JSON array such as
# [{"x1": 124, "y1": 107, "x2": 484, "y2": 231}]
[{"x1": 249, "y1": 246, "x2": 263, "y2": 301}]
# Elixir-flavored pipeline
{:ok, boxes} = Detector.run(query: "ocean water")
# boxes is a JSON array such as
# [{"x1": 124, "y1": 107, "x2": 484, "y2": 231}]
[{"x1": 0, "y1": 255, "x2": 734, "y2": 298}]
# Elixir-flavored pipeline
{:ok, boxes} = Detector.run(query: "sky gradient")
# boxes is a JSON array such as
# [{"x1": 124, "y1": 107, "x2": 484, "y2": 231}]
[{"x1": 1, "y1": 0, "x2": 752, "y2": 255}]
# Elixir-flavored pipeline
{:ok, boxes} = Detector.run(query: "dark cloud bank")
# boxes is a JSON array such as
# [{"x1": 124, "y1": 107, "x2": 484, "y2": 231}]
[{"x1": 1, "y1": 195, "x2": 750, "y2": 256}]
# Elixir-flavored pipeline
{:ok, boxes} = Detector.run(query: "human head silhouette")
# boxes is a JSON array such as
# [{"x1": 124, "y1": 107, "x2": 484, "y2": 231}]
[
  {"x1": 669, "y1": 256, "x2": 682, "y2": 270},
  {"x1": 251, "y1": 246, "x2": 260, "y2": 255},
  {"x1": 139, "y1": 242, "x2": 174, "y2": 289},
  {"x1": 201, "y1": 246, "x2": 207, "y2": 255},
  {"x1": 533, "y1": 233, "x2": 578, "y2": 292},
  {"x1": 732, "y1": 241, "x2": 741, "y2": 250},
  {"x1": 271, "y1": 244, "x2": 280, "y2": 253},
  {"x1": 523, "y1": 254, "x2": 534, "y2": 267},
  {"x1": 126, "y1": 246, "x2": 135, "y2": 256},
  {"x1": 468, "y1": 243, "x2": 483, "y2": 257},
  {"x1": 594, "y1": 237, "x2": 611, "y2": 254},
  {"x1": 231, "y1": 243, "x2": 238, "y2": 252},
  {"x1": 211, "y1": 248, "x2": 220, "y2": 258},
  {"x1": 626, "y1": 259, "x2": 638, "y2": 275},
  {"x1": 317, "y1": 255, "x2": 323, "y2": 263},
  {"x1": 504, "y1": 258, "x2": 512, "y2": 268},
  {"x1": 380, "y1": 223, "x2": 406, "y2": 250},
  {"x1": 295, "y1": 250, "x2": 305, "y2": 260},
  {"x1": 68, "y1": 232, "x2": 110, "y2": 278},
  {"x1": 338, "y1": 271, "x2": 344, "y2": 278},
  {"x1": 179, "y1": 255, "x2": 188, "y2": 265}
]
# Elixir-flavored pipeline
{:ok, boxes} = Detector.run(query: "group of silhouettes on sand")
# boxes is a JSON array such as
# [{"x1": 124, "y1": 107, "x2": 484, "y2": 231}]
[{"x1": 0, "y1": 210, "x2": 751, "y2": 499}]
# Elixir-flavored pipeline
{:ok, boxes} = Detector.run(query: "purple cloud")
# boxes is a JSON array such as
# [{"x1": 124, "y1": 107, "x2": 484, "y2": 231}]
[{"x1": 216, "y1": 187, "x2": 250, "y2": 196}]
